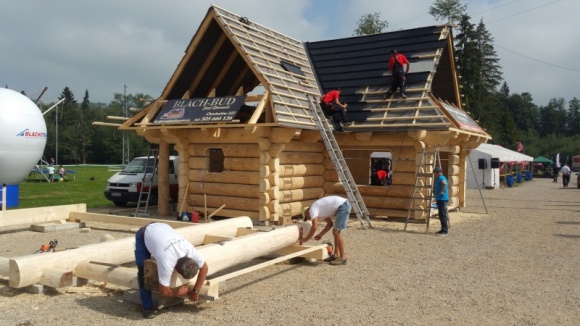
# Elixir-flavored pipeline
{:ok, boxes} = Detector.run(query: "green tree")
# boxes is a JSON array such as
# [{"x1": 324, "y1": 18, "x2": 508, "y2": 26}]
[
  {"x1": 538, "y1": 98, "x2": 567, "y2": 137},
  {"x1": 474, "y1": 19, "x2": 502, "y2": 91},
  {"x1": 429, "y1": 0, "x2": 467, "y2": 24},
  {"x1": 566, "y1": 98, "x2": 580, "y2": 136},
  {"x1": 353, "y1": 12, "x2": 388, "y2": 36}
]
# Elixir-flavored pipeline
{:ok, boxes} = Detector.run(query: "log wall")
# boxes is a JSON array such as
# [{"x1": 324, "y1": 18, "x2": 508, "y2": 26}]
[{"x1": 173, "y1": 128, "x2": 472, "y2": 224}]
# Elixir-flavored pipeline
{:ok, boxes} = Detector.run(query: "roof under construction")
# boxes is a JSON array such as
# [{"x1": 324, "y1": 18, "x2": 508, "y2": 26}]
[{"x1": 120, "y1": 5, "x2": 489, "y2": 140}]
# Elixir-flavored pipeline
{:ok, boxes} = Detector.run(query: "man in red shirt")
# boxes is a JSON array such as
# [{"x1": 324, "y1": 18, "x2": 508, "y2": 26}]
[
  {"x1": 376, "y1": 169, "x2": 388, "y2": 186},
  {"x1": 385, "y1": 50, "x2": 410, "y2": 99},
  {"x1": 320, "y1": 88, "x2": 350, "y2": 132}
]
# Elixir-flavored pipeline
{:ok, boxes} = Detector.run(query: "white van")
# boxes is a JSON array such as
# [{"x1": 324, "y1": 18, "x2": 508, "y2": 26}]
[{"x1": 104, "y1": 156, "x2": 179, "y2": 206}]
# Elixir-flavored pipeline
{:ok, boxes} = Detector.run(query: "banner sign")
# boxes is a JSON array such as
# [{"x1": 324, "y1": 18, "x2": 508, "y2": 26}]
[
  {"x1": 153, "y1": 96, "x2": 246, "y2": 124},
  {"x1": 440, "y1": 103, "x2": 485, "y2": 134}
]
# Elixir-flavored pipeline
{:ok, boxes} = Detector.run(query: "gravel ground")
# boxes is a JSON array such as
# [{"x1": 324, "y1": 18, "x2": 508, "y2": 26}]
[{"x1": 0, "y1": 177, "x2": 579, "y2": 326}]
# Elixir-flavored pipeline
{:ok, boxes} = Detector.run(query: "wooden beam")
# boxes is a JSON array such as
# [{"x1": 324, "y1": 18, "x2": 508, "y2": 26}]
[
  {"x1": 209, "y1": 50, "x2": 239, "y2": 91},
  {"x1": 68, "y1": 212, "x2": 190, "y2": 229},
  {"x1": 74, "y1": 262, "x2": 137, "y2": 289},
  {"x1": 0, "y1": 204, "x2": 86, "y2": 227},
  {"x1": 106, "y1": 116, "x2": 129, "y2": 121},
  {"x1": 206, "y1": 244, "x2": 327, "y2": 286},
  {"x1": 92, "y1": 122, "x2": 122, "y2": 127},
  {"x1": 8, "y1": 217, "x2": 253, "y2": 288},
  {"x1": 38, "y1": 268, "x2": 73, "y2": 288},
  {"x1": 76, "y1": 223, "x2": 315, "y2": 293}
]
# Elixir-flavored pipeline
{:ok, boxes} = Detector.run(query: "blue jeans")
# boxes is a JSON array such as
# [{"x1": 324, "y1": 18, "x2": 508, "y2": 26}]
[
  {"x1": 437, "y1": 200, "x2": 449, "y2": 232},
  {"x1": 135, "y1": 228, "x2": 153, "y2": 309},
  {"x1": 334, "y1": 201, "x2": 352, "y2": 230}
]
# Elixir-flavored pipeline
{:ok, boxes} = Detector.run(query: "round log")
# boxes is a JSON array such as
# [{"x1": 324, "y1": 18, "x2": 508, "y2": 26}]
[
  {"x1": 189, "y1": 182, "x2": 259, "y2": 198},
  {"x1": 188, "y1": 157, "x2": 207, "y2": 170},
  {"x1": 188, "y1": 143, "x2": 260, "y2": 157},
  {"x1": 224, "y1": 157, "x2": 259, "y2": 171},
  {"x1": 284, "y1": 141, "x2": 324, "y2": 152},
  {"x1": 279, "y1": 188, "x2": 325, "y2": 203},
  {"x1": 191, "y1": 194, "x2": 258, "y2": 211},
  {"x1": 279, "y1": 176, "x2": 325, "y2": 190},
  {"x1": 279, "y1": 152, "x2": 325, "y2": 164},
  {"x1": 8, "y1": 217, "x2": 253, "y2": 288},
  {"x1": 260, "y1": 151, "x2": 271, "y2": 164},
  {"x1": 188, "y1": 170, "x2": 259, "y2": 185},
  {"x1": 448, "y1": 154, "x2": 460, "y2": 165},
  {"x1": 75, "y1": 223, "x2": 314, "y2": 289},
  {"x1": 279, "y1": 164, "x2": 325, "y2": 177}
]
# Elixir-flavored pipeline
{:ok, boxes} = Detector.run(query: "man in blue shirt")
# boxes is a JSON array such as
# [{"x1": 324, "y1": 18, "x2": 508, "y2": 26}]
[{"x1": 433, "y1": 167, "x2": 449, "y2": 236}]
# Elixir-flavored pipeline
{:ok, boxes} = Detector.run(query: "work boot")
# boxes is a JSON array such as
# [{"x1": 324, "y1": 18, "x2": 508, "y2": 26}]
[
  {"x1": 323, "y1": 254, "x2": 337, "y2": 262},
  {"x1": 330, "y1": 258, "x2": 347, "y2": 266},
  {"x1": 384, "y1": 91, "x2": 393, "y2": 99},
  {"x1": 400, "y1": 93, "x2": 407, "y2": 99},
  {"x1": 142, "y1": 308, "x2": 156, "y2": 319}
]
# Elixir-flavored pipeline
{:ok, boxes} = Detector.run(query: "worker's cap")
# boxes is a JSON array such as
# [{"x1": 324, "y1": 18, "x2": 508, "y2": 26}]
[
  {"x1": 433, "y1": 167, "x2": 442, "y2": 172},
  {"x1": 390, "y1": 50, "x2": 398, "y2": 54},
  {"x1": 302, "y1": 207, "x2": 310, "y2": 221}
]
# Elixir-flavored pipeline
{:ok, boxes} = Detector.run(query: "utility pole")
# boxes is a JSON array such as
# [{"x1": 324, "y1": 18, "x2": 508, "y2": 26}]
[{"x1": 122, "y1": 85, "x2": 130, "y2": 166}]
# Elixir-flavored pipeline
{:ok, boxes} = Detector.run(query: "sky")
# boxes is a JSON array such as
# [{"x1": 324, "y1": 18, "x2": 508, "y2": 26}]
[{"x1": 1, "y1": 0, "x2": 578, "y2": 107}]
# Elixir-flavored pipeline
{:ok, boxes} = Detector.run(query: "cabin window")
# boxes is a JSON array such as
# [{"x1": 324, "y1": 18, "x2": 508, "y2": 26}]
[
  {"x1": 370, "y1": 152, "x2": 392, "y2": 186},
  {"x1": 209, "y1": 148, "x2": 224, "y2": 173},
  {"x1": 342, "y1": 150, "x2": 392, "y2": 186}
]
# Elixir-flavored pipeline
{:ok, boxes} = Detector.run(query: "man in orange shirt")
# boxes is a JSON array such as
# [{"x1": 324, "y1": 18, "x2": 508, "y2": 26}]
[{"x1": 385, "y1": 50, "x2": 410, "y2": 99}]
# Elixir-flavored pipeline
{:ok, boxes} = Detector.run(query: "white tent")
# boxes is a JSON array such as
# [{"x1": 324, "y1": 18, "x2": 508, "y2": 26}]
[{"x1": 466, "y1": 143, "x2": 534, "y2": 189}]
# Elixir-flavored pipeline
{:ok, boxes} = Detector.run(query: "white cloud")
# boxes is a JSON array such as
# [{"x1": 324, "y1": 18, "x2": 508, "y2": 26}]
[{"x1": 0, "y1": 0, "x2": 577, "y2": 106}]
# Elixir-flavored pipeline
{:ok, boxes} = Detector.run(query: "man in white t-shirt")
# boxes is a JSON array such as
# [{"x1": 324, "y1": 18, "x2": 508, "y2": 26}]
[
  {"x1": 560, "y1": 163, "x2": 571, "y2": 187},
  {"x1": 301, "y1": 196, "x2": 352, "y2": 266},
  {"x1": 135, "y1": 223, "x2": 208, "y2": 318}
]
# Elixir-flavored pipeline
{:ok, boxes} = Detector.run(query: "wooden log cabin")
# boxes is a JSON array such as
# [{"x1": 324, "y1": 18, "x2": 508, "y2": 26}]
[{"x1": 119, "y1": 5, "x2": 491, "y2": 225}]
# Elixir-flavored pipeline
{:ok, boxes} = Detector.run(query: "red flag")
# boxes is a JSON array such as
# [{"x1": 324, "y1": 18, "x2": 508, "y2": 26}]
[{"x1": 516, "y1": 142, "x2": 524, "y2": 152}]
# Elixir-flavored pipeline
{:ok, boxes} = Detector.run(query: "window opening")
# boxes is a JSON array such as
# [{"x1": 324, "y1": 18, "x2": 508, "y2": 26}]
[
  {"x1": 209, "y1": 148, "x2": 224, "y2": 173},
  {"x1": 280, "y1": 60, "x2": 305, "y2": 76},
  {"x1": 370, "y1": 152, "x2": 392, "y2": 186}
]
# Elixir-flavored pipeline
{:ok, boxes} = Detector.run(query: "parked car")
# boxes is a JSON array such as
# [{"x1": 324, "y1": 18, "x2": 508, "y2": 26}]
[{"x1": 104, "y1": 156, "x2": 178, "y2": 206}]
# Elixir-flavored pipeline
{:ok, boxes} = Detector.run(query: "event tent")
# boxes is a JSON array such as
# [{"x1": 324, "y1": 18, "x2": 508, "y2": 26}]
[
  {"x1": 533, "y1": 156, "x2": 553, "y2": 166},
  {"x1": 466, "y1": 143, "x2": 533, "y2": 189}
]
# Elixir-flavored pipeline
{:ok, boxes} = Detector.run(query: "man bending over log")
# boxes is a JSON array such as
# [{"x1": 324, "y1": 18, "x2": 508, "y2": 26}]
[
  {"x1": 300, "y1": 196, "x2": 352, "y2": 266},
  {"x1": 135, "y1": 222, "x2": 208, "y2": 319}
]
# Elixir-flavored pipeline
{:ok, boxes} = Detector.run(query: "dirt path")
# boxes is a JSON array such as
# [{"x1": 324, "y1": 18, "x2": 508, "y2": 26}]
[{"x1": 0, "y1": 178, "x2": 578, "y2": 325}]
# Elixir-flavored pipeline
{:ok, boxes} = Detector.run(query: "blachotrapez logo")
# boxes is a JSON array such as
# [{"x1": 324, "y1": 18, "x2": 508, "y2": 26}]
[{"x1": 16, "y1": 129, "x2": 47, "y2": 138}]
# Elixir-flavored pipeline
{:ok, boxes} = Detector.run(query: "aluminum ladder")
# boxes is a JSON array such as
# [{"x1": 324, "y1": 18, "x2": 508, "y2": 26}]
[
  {"x1": 306, "y1": 95, "x2": 372, "y2": 229},
  {"x1": 405, "y1": 147, "x2": 440, "y2": 232},
  {"x1": 135, "y1": 147, "x2": 158, "y2": 217}
]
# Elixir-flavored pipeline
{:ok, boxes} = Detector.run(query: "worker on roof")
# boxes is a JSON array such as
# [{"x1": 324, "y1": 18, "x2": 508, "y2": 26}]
[
  {"x1": 320, "y1": 88, "x2": 351, "y2": 132},
  {"x1": 385, "y1": 50, "x2": 410, "y2": 99}
]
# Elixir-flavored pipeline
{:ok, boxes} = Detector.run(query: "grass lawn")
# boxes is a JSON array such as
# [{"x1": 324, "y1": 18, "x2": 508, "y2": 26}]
[{"x1": 12, "y1": 165, "x2": 120, "y2": 209}]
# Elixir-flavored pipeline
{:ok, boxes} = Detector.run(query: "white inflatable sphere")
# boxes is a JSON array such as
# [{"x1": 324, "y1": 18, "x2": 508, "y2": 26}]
[{"x1": 0, "y1": 89, "x2": 47, "y2": 184}]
